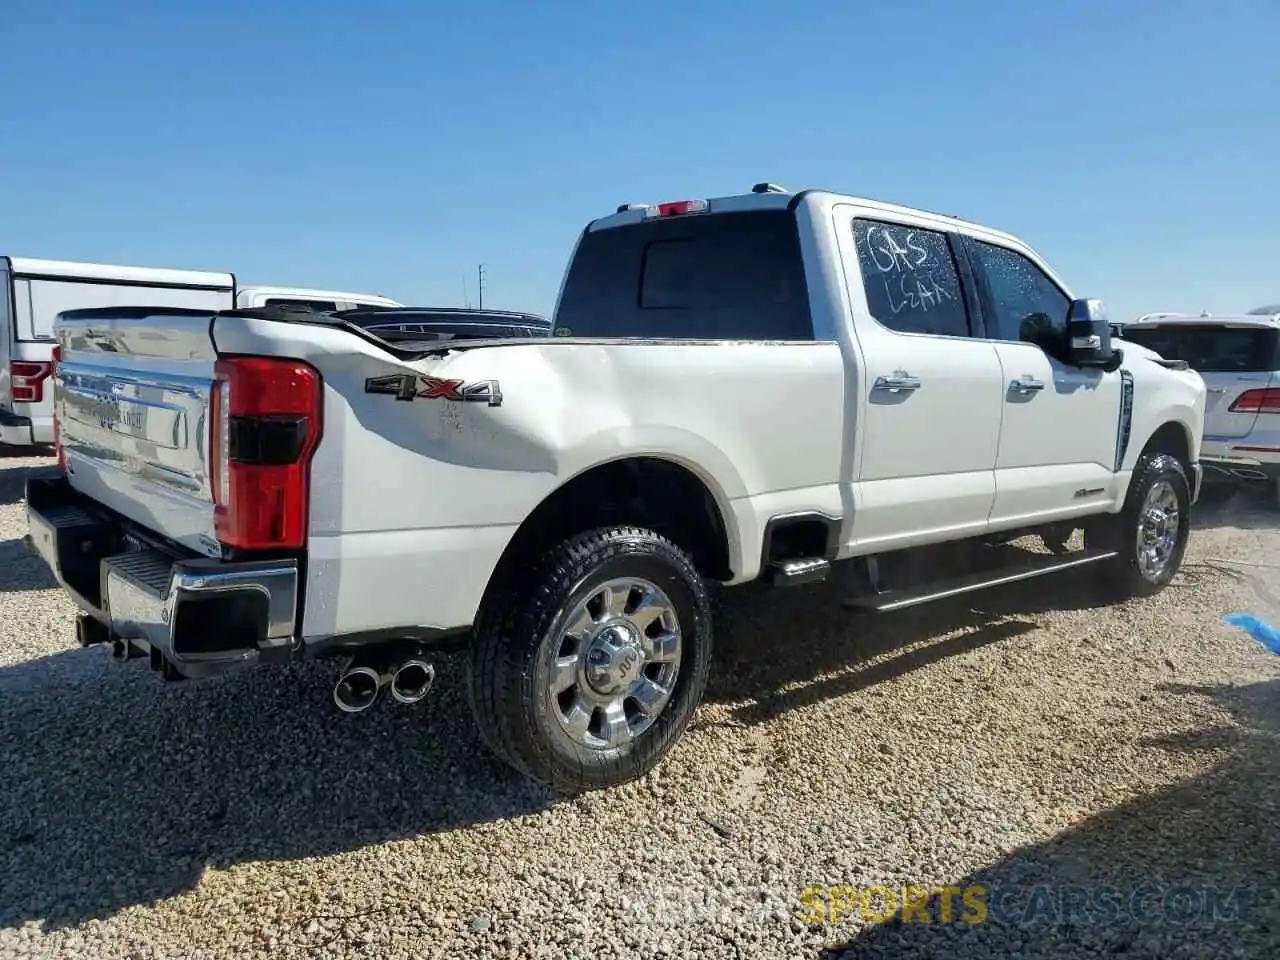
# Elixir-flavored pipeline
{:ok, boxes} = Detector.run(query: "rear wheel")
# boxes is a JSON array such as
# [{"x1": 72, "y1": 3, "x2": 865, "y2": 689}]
[
  {"x1": 467, "y1": 526, "x2": 713, "y2": 794},
  {"x1": 1086, "y1": 453, "x2": 1191, "y2": 599}
]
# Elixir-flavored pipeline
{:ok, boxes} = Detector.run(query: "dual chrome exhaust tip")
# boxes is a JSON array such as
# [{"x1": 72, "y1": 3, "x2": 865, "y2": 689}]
[{"x1": 333, "y1": 653, "x2": 435, "y2": 713}]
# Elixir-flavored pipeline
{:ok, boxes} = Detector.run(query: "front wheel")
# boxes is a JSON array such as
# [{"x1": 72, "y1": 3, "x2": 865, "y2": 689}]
[
  {"x1": 467, "y1": 526, "x2": 714, "y2": 794},
  {"x1": 1085, "y1": 452, "x2": 1192, "y2": 599}
]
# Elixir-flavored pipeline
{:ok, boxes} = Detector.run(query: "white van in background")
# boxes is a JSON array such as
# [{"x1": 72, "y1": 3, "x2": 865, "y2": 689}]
[{"x1": 0, "y1": 256, "x2": 401, "y2": 449}]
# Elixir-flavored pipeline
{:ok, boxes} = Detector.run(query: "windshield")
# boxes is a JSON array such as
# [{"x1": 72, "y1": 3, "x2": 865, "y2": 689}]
[
  {"x1": 554, "y1": 209, "x2": 814, "y2": 340},
  {"x1": 1121, "y1": 324, "x2": 1279, "y2": 373}
]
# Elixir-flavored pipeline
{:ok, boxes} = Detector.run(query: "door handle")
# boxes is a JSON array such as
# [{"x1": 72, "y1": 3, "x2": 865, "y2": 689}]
[
  {"x1": 1010, "y1": 377, "x2": 1045, "y2": 394},
  {"x1": 873, "y1": 374, "x2": 921, "y2": 393}
]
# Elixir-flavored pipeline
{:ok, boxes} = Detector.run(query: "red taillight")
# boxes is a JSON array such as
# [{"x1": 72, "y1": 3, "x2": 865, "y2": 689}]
[
  {"x1": 50, "y1": 347, "x2": 65, "y2": 471},
  {"x1": 645, "y1": 199, "x2": 710, "y2": 219},
  {"x1": 1229, "y1": 388, "x2": 1280, "y2": 414},
  {"x1": 209, "y1": 356, "x2": 322, "y2": 551},
  {"x1": 10, "y1": 360, "x2": 53, "y2": 403}
]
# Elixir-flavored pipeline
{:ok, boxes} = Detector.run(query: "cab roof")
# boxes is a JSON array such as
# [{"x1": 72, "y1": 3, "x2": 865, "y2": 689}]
[{"x1": 588, "y1": 184, "x2": 1027, "y2": 250}]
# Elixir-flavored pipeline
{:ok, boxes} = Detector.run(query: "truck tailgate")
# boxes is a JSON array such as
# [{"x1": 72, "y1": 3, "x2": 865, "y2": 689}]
[{"x1": 56, "y1": 309, "x2": 222, "y2": 558}]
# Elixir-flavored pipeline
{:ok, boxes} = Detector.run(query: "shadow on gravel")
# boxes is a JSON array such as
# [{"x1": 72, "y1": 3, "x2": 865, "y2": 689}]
[
  {"x1": 1192, "y1": 484, "x2": 1279, "y2": 533},
  {"x1": 1, "y1": 464, "x2": 1271, "y2": 933},
  {"x1": 0, "y1": 450, "x2": 49, "y2": 507},
  {"x1": 0, "y1": 536, "x2": 59, "y2": 592},
  {"x1": 0, "y1": 545, "x2": 1114, "y2": 932},
  {"x1": 814, "y1": 678, "x2": 1280, "y2": 959},
  {"x1": 0, "y1": 648, "x2": 557, "y2": 930},
  {"x1": 707, "y1": 550, "x2": 1117, "y2": 726}
]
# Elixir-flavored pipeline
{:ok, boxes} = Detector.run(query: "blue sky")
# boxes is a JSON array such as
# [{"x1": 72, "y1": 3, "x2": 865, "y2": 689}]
[{"x1": 1, "y1": 0, "x2": 1276, "y2": 322}]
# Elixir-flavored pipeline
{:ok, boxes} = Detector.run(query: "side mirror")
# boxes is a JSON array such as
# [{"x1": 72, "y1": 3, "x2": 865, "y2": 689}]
[{"x1": 1066, "y1": 298, "x2": 1119, "y2": 368}]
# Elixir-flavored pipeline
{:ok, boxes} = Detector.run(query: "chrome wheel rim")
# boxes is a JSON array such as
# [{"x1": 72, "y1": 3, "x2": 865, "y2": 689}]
[
  {"x1": 546, "y1": 577, "x2": 682, "y2": 749},
  {"x1": 1136, "y1": 479, "x2": 1180, "y2": 579}
]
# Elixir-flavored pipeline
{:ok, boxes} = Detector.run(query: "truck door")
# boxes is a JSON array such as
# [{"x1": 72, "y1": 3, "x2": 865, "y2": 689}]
[
  {"x1": 961, "y1": 237, "x2": 1122, "y2": 527},
  {"x1": 833, "y1": 209, "x2": 1005, "y2": 552}
]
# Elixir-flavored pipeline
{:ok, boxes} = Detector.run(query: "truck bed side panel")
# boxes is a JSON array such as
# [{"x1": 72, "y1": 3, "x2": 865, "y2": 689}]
[{"x1": 209, "y1": 319, "x2": 846, "y2": 640}]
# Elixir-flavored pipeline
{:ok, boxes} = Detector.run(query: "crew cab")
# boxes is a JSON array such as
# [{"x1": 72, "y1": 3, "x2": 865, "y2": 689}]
[
  {"x1": 1121, "y1": 311, "x2": 1280, "y2": 506},
  {"x1": 24, "y1": 185, "x2": 1207, "y2": 794}
]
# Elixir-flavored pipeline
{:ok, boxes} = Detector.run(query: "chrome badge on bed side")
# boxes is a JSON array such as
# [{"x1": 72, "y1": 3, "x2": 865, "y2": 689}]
[{"x1": 364, "y1": 373, "x2": 503, "y2": 407}]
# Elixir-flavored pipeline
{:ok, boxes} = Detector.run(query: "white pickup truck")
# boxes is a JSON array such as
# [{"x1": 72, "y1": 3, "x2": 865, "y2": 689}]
[
  {"x1": 25, "y1": 184, "x2": 1207, "y2": 794},
  {"x1": 0, "y1": 254, "x2": 401, "y2": 449}
]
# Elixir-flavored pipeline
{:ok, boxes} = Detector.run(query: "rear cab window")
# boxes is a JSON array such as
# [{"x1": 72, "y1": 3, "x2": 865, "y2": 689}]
[
  {"x1": 1122, "y1": 324, "x2": 1280, "y2": 373},
  {"x1": 553, "y1": 210, "x2": 815, "y2": 340}
]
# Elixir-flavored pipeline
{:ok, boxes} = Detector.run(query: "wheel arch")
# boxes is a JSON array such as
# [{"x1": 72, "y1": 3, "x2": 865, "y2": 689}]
[
  {"x1": 1137, "y1": 419, "x2": 1195, "y2": 474},
  {"x1": 1111, "y1": 417, "x2": 1197, "y2": 511},
  {"x1": 477, "y1": 452, "x2": 740, "y2": 620}
]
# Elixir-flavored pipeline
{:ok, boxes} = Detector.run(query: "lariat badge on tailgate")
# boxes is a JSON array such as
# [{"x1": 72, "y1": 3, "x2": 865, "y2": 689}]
[{"x1": 364, "y1": 373, "x2": 503, "y2": 407}]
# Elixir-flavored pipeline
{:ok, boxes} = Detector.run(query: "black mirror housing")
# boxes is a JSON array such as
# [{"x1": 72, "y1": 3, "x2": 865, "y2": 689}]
[{"x1": 1066, "y1": 298, "x2": 1120, "y2": 369}]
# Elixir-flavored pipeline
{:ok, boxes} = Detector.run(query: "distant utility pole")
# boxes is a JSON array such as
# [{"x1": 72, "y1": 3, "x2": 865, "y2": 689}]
[{"x1": 477, "y1": 264, "x2": 486, "y2": 309}]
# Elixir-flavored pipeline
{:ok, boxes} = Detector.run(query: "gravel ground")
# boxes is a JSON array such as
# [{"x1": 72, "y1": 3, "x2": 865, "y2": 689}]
[{"x1": 1, "y1": 448, "x2": 1278, "y2": 960}]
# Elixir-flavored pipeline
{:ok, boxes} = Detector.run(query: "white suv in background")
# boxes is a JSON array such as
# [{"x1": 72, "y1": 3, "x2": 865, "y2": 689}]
[{"x1": 1122, "y1": 311, "x2": 1280, "y2": 505}]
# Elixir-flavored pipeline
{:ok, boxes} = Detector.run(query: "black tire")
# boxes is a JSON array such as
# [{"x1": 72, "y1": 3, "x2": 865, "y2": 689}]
[
  {"x1": 1085, "y1": 452, "x2": 1191, "y2": 599},
  {"x1": 467, "y1": 526, "x2": 714, "y2": 794}
]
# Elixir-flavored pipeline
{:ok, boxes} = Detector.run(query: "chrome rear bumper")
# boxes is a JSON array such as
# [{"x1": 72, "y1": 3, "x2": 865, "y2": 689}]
[{"x1": 25, "y1": 472, "x2": 299, "y2": 679}]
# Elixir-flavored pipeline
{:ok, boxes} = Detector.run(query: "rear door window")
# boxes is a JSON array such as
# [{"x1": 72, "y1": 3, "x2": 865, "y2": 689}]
[
  {"x1": 1121, "y1": 324, "x2": 1280, "y2": 373},
  {"x1": 554, "y1": 210, "x2": 815, "y2": 340},
  {"x1": 851, "y1": 219, "x2": 972, "y2": 338}
]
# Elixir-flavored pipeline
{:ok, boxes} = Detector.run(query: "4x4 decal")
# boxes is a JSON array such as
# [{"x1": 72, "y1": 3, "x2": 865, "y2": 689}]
[{"x1": 365, "y1": 373, "x2": 503, "y2": 407}]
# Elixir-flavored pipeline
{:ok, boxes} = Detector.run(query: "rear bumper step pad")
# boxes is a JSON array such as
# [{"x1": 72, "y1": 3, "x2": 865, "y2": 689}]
[{"x1": 24, "y1": 472, "x2": 299, "y2": 679}]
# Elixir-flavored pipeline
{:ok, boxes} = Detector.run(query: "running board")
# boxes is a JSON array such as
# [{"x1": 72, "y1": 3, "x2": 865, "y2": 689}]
[{"x1": 844, "y1": 549, "x2": 1119, "y2": 613}]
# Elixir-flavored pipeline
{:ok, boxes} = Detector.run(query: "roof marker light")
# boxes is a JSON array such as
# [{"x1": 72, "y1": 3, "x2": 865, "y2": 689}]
[{"x1": 643, "y1": 199, "x2": 710, "y2": 219}]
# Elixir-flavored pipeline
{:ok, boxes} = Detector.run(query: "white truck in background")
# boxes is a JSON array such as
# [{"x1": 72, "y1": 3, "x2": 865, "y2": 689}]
[
  {"x1": 0, "y1": 255, "x2": 400, "y2": 448},
  {"x1": 25, "y1": 184, "x2": 1207, "y2": 795}
]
